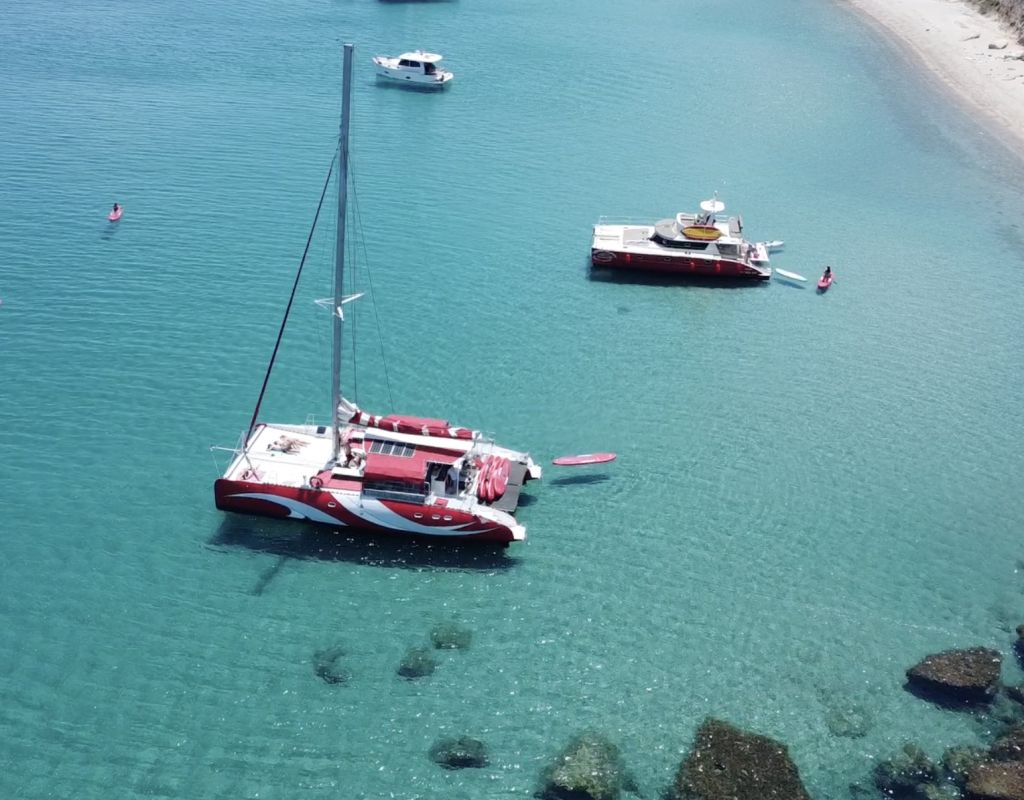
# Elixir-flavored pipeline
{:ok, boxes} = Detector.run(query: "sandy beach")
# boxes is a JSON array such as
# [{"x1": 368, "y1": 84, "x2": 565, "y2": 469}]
[{"x1": 842, "y1": 0, "x2": 1024, "y2": 153}]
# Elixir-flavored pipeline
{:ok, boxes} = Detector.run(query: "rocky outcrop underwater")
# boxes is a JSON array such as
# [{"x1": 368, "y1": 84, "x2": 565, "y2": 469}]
[
  {"x1": 536, "y1": 731, "x2": 636, "y2": 800},
  {"x1": 673, "y1": 718, "x2": 812, "y2": 800},
  {"x1": 852, "y1": 626, "x2": 1024, "y2": 800}
]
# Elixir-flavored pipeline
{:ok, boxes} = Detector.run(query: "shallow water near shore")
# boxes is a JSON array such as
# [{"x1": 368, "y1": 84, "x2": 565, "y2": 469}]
[{"x1": 2, "y1": 0, "x2": 1024, "y2": 797}]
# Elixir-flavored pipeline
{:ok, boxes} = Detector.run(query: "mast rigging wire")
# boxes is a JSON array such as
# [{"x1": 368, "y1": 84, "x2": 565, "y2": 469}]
[
  {"x1": 246, "y1": 157, "x2": 336, "y2": 442},
  {"x1": 349, "y1": 161, "x2": 396, "y2": 414}
]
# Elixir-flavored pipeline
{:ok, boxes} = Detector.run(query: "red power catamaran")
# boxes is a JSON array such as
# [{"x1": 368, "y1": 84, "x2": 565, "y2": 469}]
[{"x1": 590, "y1": 196, "x2": 773, "y2": 280}]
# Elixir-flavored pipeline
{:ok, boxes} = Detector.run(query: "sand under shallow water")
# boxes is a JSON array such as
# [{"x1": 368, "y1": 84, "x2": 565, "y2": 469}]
[{"x1": 842, "y1": 0, "x2": 1024, "y2": 155}]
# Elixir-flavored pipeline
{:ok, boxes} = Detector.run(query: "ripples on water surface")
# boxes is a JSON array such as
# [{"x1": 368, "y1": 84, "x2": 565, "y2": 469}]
[{"x1": 2, "y1": 0, "x2": 1024, "y2": 796}]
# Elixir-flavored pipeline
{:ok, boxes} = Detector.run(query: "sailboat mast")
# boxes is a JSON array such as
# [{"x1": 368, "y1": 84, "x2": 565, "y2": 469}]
[{"x1": 331, "y1": 42, "x2": 354, "y2": 462}]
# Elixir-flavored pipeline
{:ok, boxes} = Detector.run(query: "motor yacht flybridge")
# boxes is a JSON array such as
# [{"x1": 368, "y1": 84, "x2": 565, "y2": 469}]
[{"x1": 212, "y1": 44, "x2": 540, "y2": 544}]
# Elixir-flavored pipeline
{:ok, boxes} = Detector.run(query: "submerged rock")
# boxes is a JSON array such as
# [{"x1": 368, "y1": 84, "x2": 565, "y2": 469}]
[
  {"x1": 430, "y1": 622, "x2": 473, "y2": 651},
  {"x1": 397, "y1": 646, "x2": 437, "y2": 679},
  {"x1": 922, "y1": 785, "x2": 960, "y2": 800},
  {"x1": 944, "y1": 745, "x2": 990, "y2": 788},
  {"x1": 826, "y1": 702, "x2": 873, "y2": 739},
  {"x1": 924, "y1": 785, "x2": 961, "y2": 800},
  {"x1": 874, "y1": 744, "x2": 940, "y2": 798},
  {"x1": 850, "y1": 781, "x2": 878, "y2": 800},
  {"x1": 906, "y1": 648, "x2": 1002, "y2": 705},
  {"x1": 312, "y1": 645, "x2": 350, "y2": 684},
  {"x1": 538, "y1": 731, "x2": 629, "y2": 800},
  {"x1": 966, "y1": 760, "x2": 1024, "y2": 800},
  {"x1": 428, "y1": 735, "x2": 488, "y2": 769},
  {"x1": 994, "y1": 693, "x2": 1024, "y2": 721},
  {"x1": 673, "y1": 717, "x2": 812, "y2": 800},
  {"x1": 992, "y1": 728, "x2": 1024, "y2": 762}
]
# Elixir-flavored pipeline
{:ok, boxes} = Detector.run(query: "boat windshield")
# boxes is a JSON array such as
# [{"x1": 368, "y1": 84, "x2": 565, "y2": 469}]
[{"x1": 424, "y1": 62, "x2": 436, "y2": 74}]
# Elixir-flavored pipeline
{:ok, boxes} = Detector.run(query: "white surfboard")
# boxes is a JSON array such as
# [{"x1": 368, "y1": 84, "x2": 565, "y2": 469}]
[{"x1": 775, "y1": 268, "x2": 807, "y2": 282}]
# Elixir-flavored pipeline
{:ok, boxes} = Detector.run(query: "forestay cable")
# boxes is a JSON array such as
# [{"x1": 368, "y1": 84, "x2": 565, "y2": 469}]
[{"x1": 246, "y1": 158, "x2": 336, "y2": 442}]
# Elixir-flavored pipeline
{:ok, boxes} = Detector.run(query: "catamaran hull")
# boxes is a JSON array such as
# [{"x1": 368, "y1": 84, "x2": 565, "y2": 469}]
[
  {"x1": 214, "y1": 479, "x2": 523, "y2": 543},
  {"x1": 591, "y1": 249, "x2": 770, "y2": 279}
]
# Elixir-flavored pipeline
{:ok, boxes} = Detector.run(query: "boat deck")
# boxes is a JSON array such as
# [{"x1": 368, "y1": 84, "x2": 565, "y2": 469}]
[
  {"x1": 490, "y1": 460, "x2": 529, "y2": 513},
  {"x1": 226, "y1": 424, "x2": 334, "y2": 487},
  {"x1": 221, "y1": 422, "x2": 540, "y2": 518}
]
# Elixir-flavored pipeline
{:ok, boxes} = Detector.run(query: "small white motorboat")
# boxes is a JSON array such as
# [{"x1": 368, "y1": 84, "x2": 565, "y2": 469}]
[{"x1": 372, "y1": 51, "x2": 453, "y2": 87}]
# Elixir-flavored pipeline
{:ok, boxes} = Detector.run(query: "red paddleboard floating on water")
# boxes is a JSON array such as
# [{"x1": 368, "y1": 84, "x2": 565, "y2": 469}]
[
  {"x1": 552, "y1": 453, "x2": 617, "y2": 466},
  {"x1": 109, "y1": 206, "x2": 123, "y2": 221}
]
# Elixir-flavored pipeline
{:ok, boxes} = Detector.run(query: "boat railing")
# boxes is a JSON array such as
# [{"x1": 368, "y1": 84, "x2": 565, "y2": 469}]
[
  {"x1": 470, "y1": 434, "x2": 502, "y2": 458},
  {"x1": 210, "y1": 430, "x2": 250, "y2": 472},
  {"x1": 595, "y1": 216, "x2": 660, "y2": 226}
]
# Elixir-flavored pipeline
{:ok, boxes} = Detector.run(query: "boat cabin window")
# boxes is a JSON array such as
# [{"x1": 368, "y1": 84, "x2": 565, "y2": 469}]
[
  {"x1": 650, "y1": 233, "x2": 710, "y2": 250},
  {"x1": 363, "y1": 479, "x2": 426, "y2": 501},
  {"x1": 717, "y1": 243, "x2": 738, "y2": 256},
  {"x1": 424, "y1": 62, "x2": 436, "y2": 74},
  {"x1": 398, "y1": 59, "x2": 421, "y2": 69},
  {"x1": 368, "y1": 440, "x2": 415, "y2": 458}
]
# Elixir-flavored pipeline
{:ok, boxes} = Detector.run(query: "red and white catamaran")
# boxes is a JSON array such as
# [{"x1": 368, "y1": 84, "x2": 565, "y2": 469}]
[
  {"x1": 591, "y1": 197, "x2": 772, "y2": 280},
  {"x1": 212, "y1": 44, "x2": 541, "y2": 544}
]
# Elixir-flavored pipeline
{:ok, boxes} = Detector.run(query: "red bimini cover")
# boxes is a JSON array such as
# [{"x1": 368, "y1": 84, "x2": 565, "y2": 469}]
[{"x1": 364, "y1": 450, "x2": 430, "y2": 484}]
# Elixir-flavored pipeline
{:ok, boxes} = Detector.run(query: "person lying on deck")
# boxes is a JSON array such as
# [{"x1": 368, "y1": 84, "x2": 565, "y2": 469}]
[{"x1": 267, "y1": 436, "x2": 307, "y2": 454}]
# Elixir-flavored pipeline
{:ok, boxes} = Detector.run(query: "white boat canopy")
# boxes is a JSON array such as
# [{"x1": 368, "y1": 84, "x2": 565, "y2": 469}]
[{"x1": 398, "y1": 51, "x2": 444, "y2": 63}]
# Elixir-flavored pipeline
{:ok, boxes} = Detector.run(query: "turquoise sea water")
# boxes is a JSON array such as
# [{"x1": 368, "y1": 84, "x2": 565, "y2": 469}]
[{"x1": 3, "y1": 0, "x2": 1024, "y2": 797}]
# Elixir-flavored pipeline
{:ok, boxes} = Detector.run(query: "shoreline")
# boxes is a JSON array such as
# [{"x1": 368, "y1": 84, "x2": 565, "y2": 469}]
[{"x1": 840, "y1": 0, "x2": 1024, "y2": 157}]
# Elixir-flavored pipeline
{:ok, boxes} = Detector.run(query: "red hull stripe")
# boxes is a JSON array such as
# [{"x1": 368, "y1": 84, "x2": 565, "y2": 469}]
[
  {"x1": 591, "y1": 250, "x2": 767, "y2": 278},
  {"x1": 214, "y1": 479, "x2": 518, "y2": 543}
]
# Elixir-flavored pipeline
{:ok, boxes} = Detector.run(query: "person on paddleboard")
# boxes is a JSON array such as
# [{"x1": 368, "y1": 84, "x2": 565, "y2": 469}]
[
  {"x1": 823, "y1": 266, "x2": 832, "y2": 278},
  {"x1": 112, "y1": 203, "x2": 120, "y2": 214}
]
